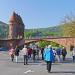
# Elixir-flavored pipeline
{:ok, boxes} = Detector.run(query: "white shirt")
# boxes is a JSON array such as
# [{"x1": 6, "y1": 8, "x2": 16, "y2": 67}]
[
  {"x1": 21, "y1": 47, "x2": 28, "y2": 55},
  {"x1": 72, "y1": 48, "x2": 75, "y2": 56}
]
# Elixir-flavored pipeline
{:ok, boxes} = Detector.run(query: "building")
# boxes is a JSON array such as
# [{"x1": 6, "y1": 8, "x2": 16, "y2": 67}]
[
  {"x1": 8, "y1": 12, "x2": 24, "y2": 39},
  {"x1": 0, "y1": 12, "x2": 25, "y2": 48}
]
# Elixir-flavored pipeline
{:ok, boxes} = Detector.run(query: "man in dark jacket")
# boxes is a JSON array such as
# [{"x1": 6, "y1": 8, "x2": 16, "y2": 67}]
[
  {"x1": 15, "y1": 46, "x2": 20, "y2": 63},
  {"x1": 62, "y1": 47, "x2": 67, "y2": 61}
]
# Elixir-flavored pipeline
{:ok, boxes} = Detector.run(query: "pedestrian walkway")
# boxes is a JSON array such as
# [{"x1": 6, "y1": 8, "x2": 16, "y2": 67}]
[{"x1": 0, "y1": 51, "x2": 75, "y2": 75}]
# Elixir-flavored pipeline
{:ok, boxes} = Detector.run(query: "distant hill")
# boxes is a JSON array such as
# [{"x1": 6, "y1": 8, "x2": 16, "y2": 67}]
[
  {"x1": 25, "y1": 25, "x2": 63, "y2": 38},
  {"x1": 0, "y1": 21, "x2": 9, "y2": 38}
]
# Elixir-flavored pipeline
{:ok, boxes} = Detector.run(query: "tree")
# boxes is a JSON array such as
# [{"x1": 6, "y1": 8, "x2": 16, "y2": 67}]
[
  {"x1": 39, "y1": 41, "x2": 60, "y2": 48},
  {"x1": 61, "y1": 15, "x2": 75, "y2": 37}
]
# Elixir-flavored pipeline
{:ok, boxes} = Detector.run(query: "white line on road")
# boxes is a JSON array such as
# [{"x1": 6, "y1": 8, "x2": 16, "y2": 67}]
[{"x1": 24, "y1": 70, "x2": 34, "y2": 74}]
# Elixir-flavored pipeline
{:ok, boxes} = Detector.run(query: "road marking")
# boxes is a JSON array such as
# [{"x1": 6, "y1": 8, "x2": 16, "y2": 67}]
[{"x1": 24, "y1": 70, "x2": 34, "y2": 74}]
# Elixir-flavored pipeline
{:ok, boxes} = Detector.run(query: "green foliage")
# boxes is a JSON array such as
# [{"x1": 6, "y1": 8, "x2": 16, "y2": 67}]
[
  {"x1": 24, "y1": 30, "x2": 33, "y2": 38},
  {"x1": 0, "y1": 22, "x2": 9, "y2": 38},
  {"x1": 24, "y1": 26, "x2": 62, "y2": 38},
  {"x1": 38, "y1": 41, "x2": 60, "y2": 48},
  {"x1": 62, "y1": 21, "x2": 75, "y2": 37},
  {"x1": 39, "y1": 41, "x2": 50, "y2": 47}
]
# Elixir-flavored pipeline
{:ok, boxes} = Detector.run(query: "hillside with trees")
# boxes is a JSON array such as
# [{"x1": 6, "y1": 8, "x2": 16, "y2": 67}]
[
  {"x1": 0, "y1": 21, "x2": 9, "y2": 38},
  {"x1": 24, "y1": 26, "x2": 62, "y2": 38}
]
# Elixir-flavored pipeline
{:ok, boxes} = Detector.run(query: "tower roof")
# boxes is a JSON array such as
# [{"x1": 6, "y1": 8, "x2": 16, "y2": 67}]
[
  {"x1": 9, "y1": 12, "x2": 24, "y2": 25},
  {"x1": 9, "y1": 12, "x2": 17, "y2": 22}
]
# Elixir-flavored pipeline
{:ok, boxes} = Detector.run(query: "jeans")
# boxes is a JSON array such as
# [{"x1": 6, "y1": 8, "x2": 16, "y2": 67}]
[
  {"x1": 33, "y1": 54, "x2": 36, "y2": 61},
  {"x1": 11, "y1": 54, "x2": 14, "y2": 62},
  {"x1": 24, "y1": 55, "x2": 28, "y2": 65},
  {"x1": 73, "y1": 56, "x2": 75, "y2": 61},
  {"x1": 62, "y1": 55, "x2": 66, "y2": 61},
  {"x1": 15, "y1": 56, "x2": 18, "y2": 63},
  {"x1": 46, "y1": 61, "x2": 52, "y2": 72}
]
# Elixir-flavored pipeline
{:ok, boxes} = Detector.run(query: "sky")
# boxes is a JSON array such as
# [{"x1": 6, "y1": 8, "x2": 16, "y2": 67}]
[{"x1": 0, "y1": 0, "x2": 75, "y2": 29}]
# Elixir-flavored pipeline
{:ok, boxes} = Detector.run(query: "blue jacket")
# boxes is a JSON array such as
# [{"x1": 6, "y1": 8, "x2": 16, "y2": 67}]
[
  {"x1": 44, "y1": 48, "x2": 54, "y2": 62},
  {"x1": 56, "y1": 48, "x2": 61, "y2": 55}
]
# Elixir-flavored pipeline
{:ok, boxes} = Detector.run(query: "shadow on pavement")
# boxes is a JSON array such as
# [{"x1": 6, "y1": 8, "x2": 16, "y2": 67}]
[
  {"x1": 61, "y1": 58, "x2": 75, "y2": 63},
  {"x1": 15, "y1": 60, "x2": 42, "y2": 65},
  {"x1": 51, "y1": 71, "x2": 75, "y2": 74}
]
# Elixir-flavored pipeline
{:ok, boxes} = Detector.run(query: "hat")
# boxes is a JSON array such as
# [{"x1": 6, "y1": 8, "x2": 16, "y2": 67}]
[{"x1": 48, "y1": 45, "x2": 52, "y2": 48}]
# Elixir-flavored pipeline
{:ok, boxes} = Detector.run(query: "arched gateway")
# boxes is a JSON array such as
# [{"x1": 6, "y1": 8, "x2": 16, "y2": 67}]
[{"x1": 25, "y1": 37, "x2": 75, "y2": 50}]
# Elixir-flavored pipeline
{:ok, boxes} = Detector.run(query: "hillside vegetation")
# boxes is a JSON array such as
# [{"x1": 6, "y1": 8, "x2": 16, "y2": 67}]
[
  {"x1": 0, "y1": 21, "x2": 8, "y2": 38},
  {"x1": 25, "y1": 26, "x2": 62, "y2": 38}
]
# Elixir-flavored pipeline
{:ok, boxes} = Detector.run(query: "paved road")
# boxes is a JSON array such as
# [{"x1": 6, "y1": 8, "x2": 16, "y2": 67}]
[{"x1": 0, "y1": 51, "x2": 75, "y2": 75}]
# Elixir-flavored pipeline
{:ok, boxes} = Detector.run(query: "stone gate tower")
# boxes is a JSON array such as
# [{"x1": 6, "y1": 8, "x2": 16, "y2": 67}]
[{"x1": 8, "y1": 12, "x2": 24, "y2": 39}]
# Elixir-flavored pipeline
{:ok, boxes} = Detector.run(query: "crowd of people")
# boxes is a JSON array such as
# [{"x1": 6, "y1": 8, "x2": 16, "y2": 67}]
[{"x1": 8, "y1": 44, "x2": 75, "y2": 73}]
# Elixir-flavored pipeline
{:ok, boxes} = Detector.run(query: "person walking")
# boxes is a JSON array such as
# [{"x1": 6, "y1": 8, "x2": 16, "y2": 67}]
[
  {"x1": 62, "y1": 47, "x2": 67, "y2": 61},
  {"x1": 21, "y1": 45, "x2": 28, "y2": 65},
  {"x1": 72, "y1": 46, "x2": 75, "y2": 61},
  {"x1": 32, "y1": 46, "x2": 36, "y2": 62},
  {"x1": 41, "y1": 47, "x2": 44, "y2": 60},
  {"x1": 56, "y1": 47, "x2": 62, "y2": 62},
  {"x1": 44, "y1": 45, "x2": 54, "y2": 73},
  {"x1": 36, "y1": 46, "x2": 39, "y2": 60},
  {"x1": 9, "y1": 47, "x2": 15, "y2": 62},
  {"x1": 28, "y1": 47, "x2": 32, "y2": 59},
  {"x1": 15, "y1": 46, "x2": 20, "y2": 63},
  {"x1": 52, "y1": 48, "x2": 56, "y2": 63}
]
